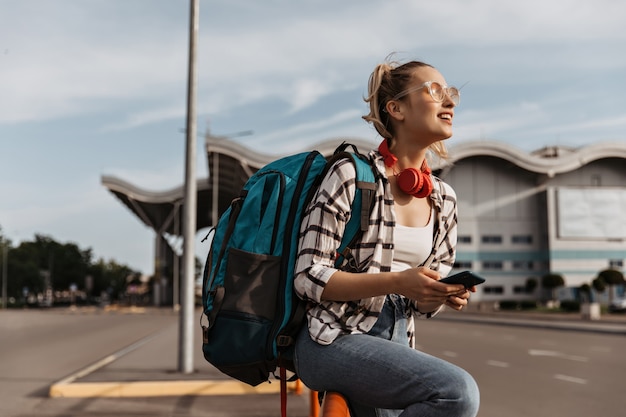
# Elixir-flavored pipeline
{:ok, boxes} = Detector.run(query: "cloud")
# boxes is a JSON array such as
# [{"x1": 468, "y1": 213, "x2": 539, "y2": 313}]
[
  {"x1": 0, "y1": 1, "x2": 188, "y2": 124},
  {"x1": 100, "y1": 106, "x2": 186, "y2": 132},
  {"x1": 2, "y1": 0, "x2": 626, "y2": 276},
  {"x1": 0, "y1": 171, "x2": 113, "y2": 239},
  {"x1": 524, "y1": 113, "x2": 626, "y2": 142},
  {"x1": 405, "y1": 0, "x2": 626, "y2": 44},
  {"x1": 3, "y1": 0, "x2": 625, "y2": 130},
  {"x1": 453, "y1": 103, "x2": 546, "y2": 143},
  {"x1": 241, "y1": 109, "x2": 365, "y2": 153},
  {"x1": 288, "y1": 79, "x2": 334, "y2": 114}
]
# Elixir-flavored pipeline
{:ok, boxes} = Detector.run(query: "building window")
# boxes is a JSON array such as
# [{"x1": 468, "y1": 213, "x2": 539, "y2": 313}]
[
  {"x1": 481, "y1": 235, "x2": 502, "y2": 244},
  {"x1": 512, "y1": 261, "x2": 534, "y2": 270},
  {"x1": 609, "y1": 260, "x2": 624, "y2": 269},
  {"x1": 512, "y1": 235, "x2": 533, "y2": 244},
  {"x1": 484, "y1": 286, "x2": 504, "y2": 294},
  {"x1": 458, "y1": 235, "x2": 472, "y2": 244},
  {"x1": 483, "y1": 261, "x2": 503, "y2": 270},
  {"x1": 513, "y1": 286, "x2": 527, "y2": 294},
  {"x1": 454, "y1": 261, "x2": 473, "y2": 269},
  {"x1": 538, "y1": 261, "x2": 550, "y2": 271}
]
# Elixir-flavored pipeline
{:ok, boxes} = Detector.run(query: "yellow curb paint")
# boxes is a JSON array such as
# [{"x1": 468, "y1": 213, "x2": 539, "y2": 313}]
[{"x1": 49, "y1": 380, "x2": 300, "y2": 398}]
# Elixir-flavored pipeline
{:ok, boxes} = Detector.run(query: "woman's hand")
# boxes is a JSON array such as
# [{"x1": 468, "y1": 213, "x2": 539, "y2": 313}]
[
  {"x1": 395, "y1": 267, "x2": 469, "y2": 312},
  {"x1": 321, "y1": 267, "x2": 474, "y2": 307},
  {"x1": 444, "y1": 285, "x2": 475, "y2": 311}
]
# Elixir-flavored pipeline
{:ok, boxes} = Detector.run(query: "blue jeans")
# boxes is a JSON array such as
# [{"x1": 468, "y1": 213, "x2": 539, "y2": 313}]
[{"x1": 294, "y1": 295, "x2": 480, "y2": 417}]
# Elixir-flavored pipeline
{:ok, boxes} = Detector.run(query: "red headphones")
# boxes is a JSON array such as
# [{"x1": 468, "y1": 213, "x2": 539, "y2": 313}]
[{"x1": 378, "y1": 140, "x2": 433, "y2": 198}]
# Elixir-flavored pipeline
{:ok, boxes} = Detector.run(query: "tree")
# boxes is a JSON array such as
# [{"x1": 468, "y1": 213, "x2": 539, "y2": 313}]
[
  {"x1": 23, "y1": 235, "x2": 93, "y2": 291},
  {"x1": 88, "y1": 258, "x2": 137, "y2": 301},
  {"x1": 0, "y1": 225, "x2": 141, "y2": 306},
  {"x1": 525, "y1": 277, "x2": 538, "y2": 294},
  {"x1": 7, "y1": 244, "x2": 42, "y2": 297},
  {"x1": 579, "y1": 283, "x2": 593, "y2": 303},
  {"x1": 597, "y1": 269, "x2": 625, "y2": 305},
  {"x1": 0, "y1": 229, "x2": 23, "y2": 303},
  {"x1": 589, "y1": 275, "x2": 607, "y2": 306},
  {"x1": 541, "y1": 273, "x2": 565, "y2": 302},
  {"x1": 592, "y1": 276, "x2": 607, "y2": 293}
]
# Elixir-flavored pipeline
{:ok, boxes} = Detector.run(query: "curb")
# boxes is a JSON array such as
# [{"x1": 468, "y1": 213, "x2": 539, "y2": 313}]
[
  {"x1": 438, "y1": 313, "x2": 626, "y2": 335},
  {"x1": 48, "y1": 330, "x2": 299, "y2": 398},
  {"x1": 49, "y1": 379, "x2": 295, "y2": 398}
]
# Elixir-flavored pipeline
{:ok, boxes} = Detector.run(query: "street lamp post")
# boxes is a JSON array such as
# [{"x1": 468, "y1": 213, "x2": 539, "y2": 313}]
[
  {"x1": 1, "y1": 241, "x2": 7, "y2": 309},
  {"x1": 178, "y1": 0, "x2": 199, "y2": 374}
]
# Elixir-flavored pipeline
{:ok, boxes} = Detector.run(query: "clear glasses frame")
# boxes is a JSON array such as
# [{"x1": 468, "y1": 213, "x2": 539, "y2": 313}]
[{"x1": 392, "y1": 81, "x2": 460, "y2": 106}]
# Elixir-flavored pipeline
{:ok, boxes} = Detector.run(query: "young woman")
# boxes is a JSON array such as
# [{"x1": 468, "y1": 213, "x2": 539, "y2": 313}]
[{"x1": 293, "y1": 57, "x2": 480, "y2": 417}]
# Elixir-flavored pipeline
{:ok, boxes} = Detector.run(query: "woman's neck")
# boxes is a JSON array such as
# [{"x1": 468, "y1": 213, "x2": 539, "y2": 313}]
[{"x1": 388, "y1": 138, "x2": 428, "y2": 170}]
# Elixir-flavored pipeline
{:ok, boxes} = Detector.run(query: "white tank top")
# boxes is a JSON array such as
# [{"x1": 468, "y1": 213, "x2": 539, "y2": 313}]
[{"x1": 391, "y1": 210, "x2": 434, "y2": 272}]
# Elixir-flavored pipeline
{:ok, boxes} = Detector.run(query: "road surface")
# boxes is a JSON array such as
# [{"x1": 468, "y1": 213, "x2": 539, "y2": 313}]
[{"x1": 1, "y1": 307, "x2": 624, "y2": 417}]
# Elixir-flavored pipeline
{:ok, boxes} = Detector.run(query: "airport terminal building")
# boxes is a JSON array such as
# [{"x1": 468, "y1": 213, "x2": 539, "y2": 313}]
[{"x1": 102, "y1": 136, "x2": 626, "y2": 304}]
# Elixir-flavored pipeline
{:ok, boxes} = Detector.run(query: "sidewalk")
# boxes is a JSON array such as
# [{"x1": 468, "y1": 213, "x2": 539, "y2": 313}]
[
  {"x1": 48, "y1": 306, "x2": 626, "y2": 400},
  {"x1": 49, "y1": 309, "x2": 302, "y2": 399},
  {"x1": 437, "y1": 307, "x2": 626, "y2": 335}
]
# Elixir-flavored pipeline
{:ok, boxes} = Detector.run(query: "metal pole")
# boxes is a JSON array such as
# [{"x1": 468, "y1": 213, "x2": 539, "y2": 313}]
[
  {"x1": 173, "y1": 202, "x2": 180, "y2": 312},
  {"x1": 211, "y1": 151, "x2": 219, "y2": 227},
  {"x1": 1, "y1": 242, "x2": 7, "y2": 309},
  {"x1": 178, "y1": 0, "x2": 198, "y2": 374}
]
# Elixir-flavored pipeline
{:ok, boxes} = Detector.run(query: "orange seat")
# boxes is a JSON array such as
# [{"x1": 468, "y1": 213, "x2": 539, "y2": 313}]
[{"x1": 320, "y1": 391, "x2": 351, "y2": 417}]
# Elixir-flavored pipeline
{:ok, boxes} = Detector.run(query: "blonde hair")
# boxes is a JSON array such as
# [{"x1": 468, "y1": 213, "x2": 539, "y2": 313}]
[{"x1": 362, "y1": 56, "x2": 449, "y2": 159}]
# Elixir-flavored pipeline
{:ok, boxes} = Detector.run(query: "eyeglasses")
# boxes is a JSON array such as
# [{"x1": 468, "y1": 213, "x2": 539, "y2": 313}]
[{"x1": 392, "y1": 81, "x2": 460, "y2": 106}]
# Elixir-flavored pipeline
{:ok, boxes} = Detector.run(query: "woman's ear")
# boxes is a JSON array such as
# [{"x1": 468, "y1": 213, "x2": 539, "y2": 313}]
[{"x1": 385, "y1": 100, "x2": 405, "y2": 121}]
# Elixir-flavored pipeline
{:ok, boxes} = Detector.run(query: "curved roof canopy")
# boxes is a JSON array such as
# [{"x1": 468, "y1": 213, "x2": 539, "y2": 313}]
[
  {"x1": 102, "y1": 137, "x2": 626, "y2": 236},
  {"x1": 101, "y1": 136, "x2": 377, "y2": 236},
  {"x1": 449, "y1": 140, "x2": 626, "y2": 177}
]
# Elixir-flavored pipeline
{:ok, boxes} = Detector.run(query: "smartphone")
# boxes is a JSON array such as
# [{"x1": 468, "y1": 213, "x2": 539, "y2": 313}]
[{"x1": 439, "y1": 270, "x2": 485, "y2": 289}]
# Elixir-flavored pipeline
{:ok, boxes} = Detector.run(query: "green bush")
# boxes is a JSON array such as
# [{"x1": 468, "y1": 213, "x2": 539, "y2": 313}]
[
  {"x1": 498, "y1": 300, "x2": 519, "y2": 310},
  {"x1": 560, "y1": 300, "x2": 580, "y2": 312},
  {"x1": 519, "y1": 300, "x2": 538, "y2": 310}
]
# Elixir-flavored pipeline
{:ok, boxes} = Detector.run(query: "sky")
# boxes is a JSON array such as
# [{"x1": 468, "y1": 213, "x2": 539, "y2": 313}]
[{"x1": 1, "y1": 0, "x2": 625, "y2": 276}]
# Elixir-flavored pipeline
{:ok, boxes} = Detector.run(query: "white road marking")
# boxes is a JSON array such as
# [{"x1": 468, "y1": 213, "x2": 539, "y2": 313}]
[
  {"x1": 52, "y1": 332, "x2": 161, "y2": 386},
  {"x1": 554, "y1": 374, "x2": 587, "y2": 385},
  {"x1": 528, "y1": 349, "x2": 588, "y2": 362},
  {"x1": 486, "y1": 360, "x2": 509, "y2": 368},
  {"x1": 442, "y1": 351, "x2": 458, "y2": 358}
]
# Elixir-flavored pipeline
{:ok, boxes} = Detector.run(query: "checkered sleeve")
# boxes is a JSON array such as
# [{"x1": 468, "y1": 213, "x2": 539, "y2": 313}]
[{"x1": 294, "y1": 158, "x2": 358, "y2": 304}]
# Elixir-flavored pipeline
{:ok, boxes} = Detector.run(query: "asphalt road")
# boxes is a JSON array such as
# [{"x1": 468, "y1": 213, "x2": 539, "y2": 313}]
[
  {"x1": 0, "y1": 307, "x2": 178, "y2": 416},
  {"x1": 416, "y1": 318, "x2": 626, "y2": 417},
  {"x1": 1, "y1": 307, "x2": 625, "y2": 417}
]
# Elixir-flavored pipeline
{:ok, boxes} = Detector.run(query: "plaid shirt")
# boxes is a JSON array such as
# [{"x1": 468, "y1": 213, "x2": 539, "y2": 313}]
[{"x1": 294, "y1": 149, "x2": 458, "y2": 346}]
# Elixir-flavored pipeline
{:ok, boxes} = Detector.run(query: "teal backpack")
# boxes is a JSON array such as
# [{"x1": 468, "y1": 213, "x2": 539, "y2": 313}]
[{"x1": 200, "y1": 143, "x2": 376, "y2": 386}]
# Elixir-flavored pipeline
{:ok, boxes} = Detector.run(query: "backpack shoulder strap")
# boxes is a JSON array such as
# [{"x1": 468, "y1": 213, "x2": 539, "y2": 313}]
[
  {"x1": 330, "y1": 148, "x2": 377, "y2": 266},
  {"x1": 350, "y1": 152, "x2": 377, "y2": 232}
]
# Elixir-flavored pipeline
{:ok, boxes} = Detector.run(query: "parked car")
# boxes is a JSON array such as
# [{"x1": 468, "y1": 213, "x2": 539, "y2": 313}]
[{"x1": 608, "y1": 298, "x2": 626, "y2": 313}]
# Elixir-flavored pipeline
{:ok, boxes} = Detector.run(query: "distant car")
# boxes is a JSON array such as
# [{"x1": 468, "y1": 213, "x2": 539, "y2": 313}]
[{"x1": 609, "y1": 298, "x2": 626, "y2": 313}]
